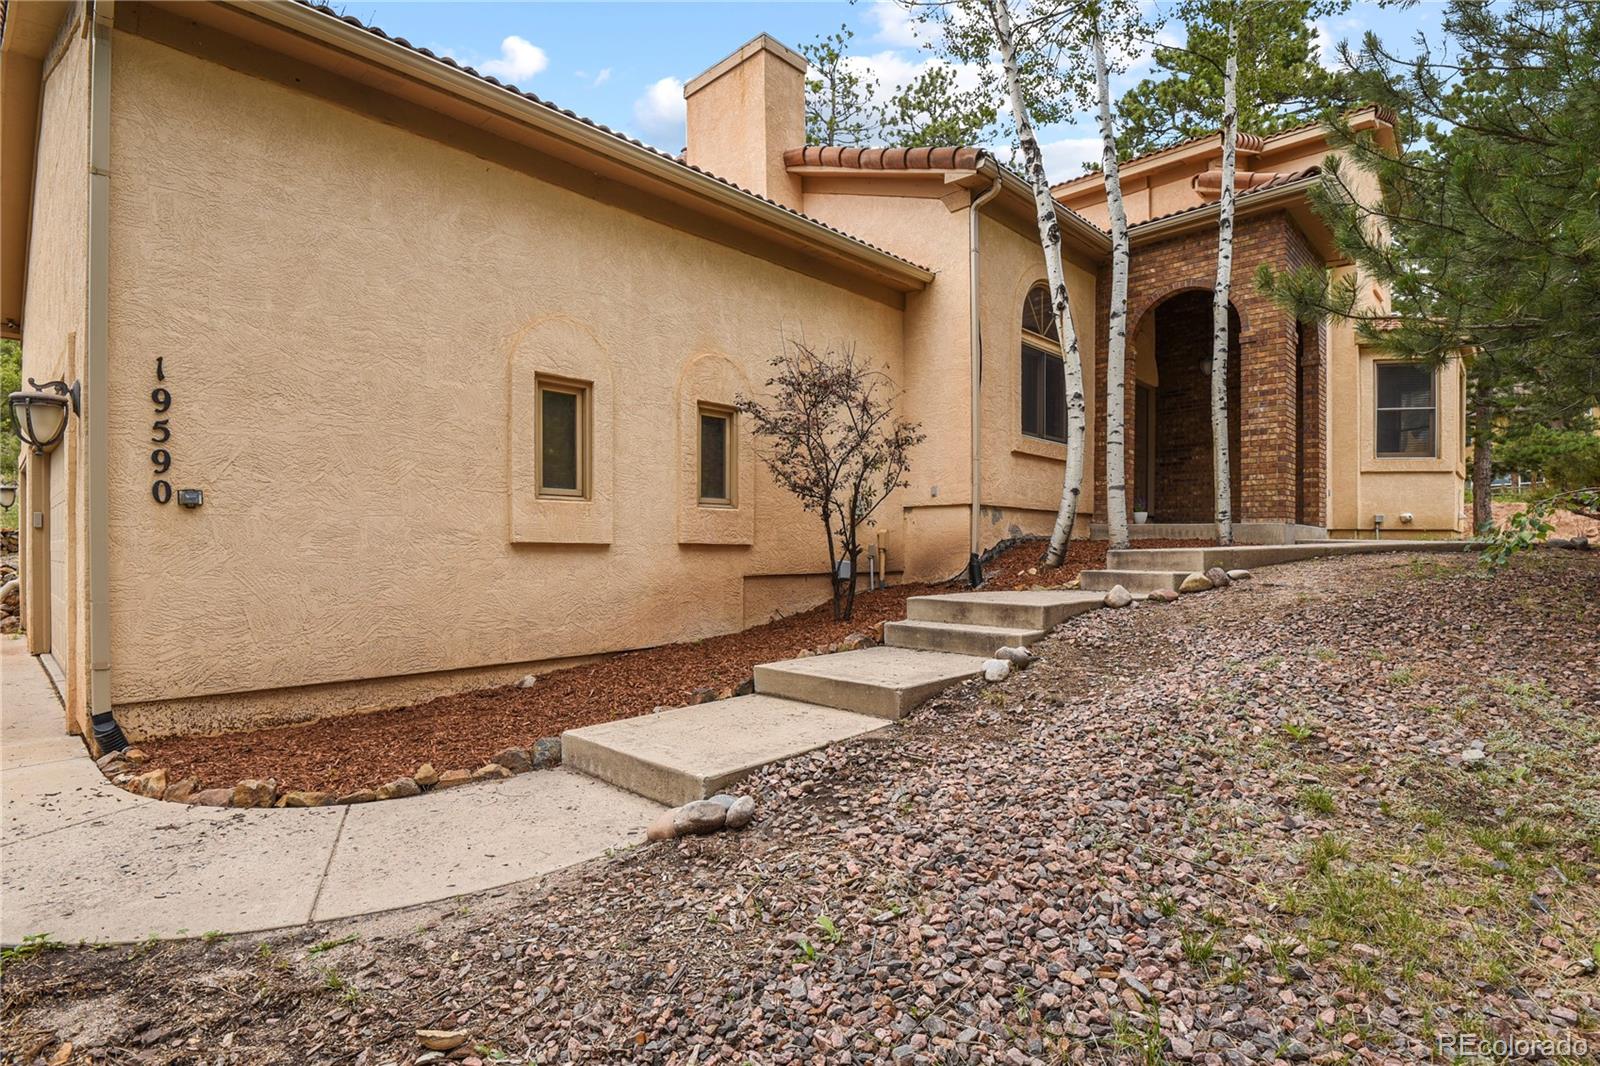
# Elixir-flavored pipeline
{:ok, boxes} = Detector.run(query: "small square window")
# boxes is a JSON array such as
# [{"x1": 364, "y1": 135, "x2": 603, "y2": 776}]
[
  {"x1": 698, "y1": 406, "x2": 734, "y2": 505},
  {"x1": 1375, "y1": 363, "x2": 1436, "y2": 458},
  {"x1": 537, "y1": 378, "x2": 588, "y2": 497}
]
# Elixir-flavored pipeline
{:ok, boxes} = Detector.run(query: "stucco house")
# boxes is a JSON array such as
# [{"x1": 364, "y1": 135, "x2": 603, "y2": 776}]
[{"x1": 1, "y1": 1, "x2": 1466, "y2": 748}]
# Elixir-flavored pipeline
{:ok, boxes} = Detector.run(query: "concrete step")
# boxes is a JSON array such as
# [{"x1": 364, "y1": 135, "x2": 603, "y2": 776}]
[
  {"x1": 1106, "y1": 539, "x2": 1477, "y2": 574},
  {"x1": 906, "y1": 590, "x2": 1104, "y2": 631},
  {"x1": 883, "y1": 619, "x2": 1045, "y2": 657},
  {"x1": 754, "y1": 646, "x2": 985, "y2": 720},
  {"x1": 561, "y1": 695, "x2": 887, "y2": 807},
  {"x1": 1078, "y1": 569, "x2": 1190, "y2": 594}
]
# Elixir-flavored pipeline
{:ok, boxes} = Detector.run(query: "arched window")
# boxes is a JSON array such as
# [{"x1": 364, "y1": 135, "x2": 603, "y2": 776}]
[{"x1": 1020, "y1": 283, "x2": 1066, "y2": 443}]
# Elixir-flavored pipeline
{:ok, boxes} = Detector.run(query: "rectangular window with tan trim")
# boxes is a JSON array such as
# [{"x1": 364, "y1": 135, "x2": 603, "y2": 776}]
[
  {"x1": 537, "y1": 376, "x2": 589, "y2": 498},
  {"x1": 1375, "y1": 362, "x2": 1436, "y2": 458},
  {"x1": 697, "y1": 404, "x2": 735, "y2": 505}
]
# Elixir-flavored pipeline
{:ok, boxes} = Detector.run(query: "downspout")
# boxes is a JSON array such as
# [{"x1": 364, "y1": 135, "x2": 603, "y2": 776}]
[
  {"x1": 86, "y1": 1, "x2": 124, "y2": 751},
  {"x1": 967, "y1": 169, "x2": 1004, "y2": 587}
]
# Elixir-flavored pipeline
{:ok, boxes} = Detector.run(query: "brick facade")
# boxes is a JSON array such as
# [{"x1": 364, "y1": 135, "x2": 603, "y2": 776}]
[{"x1": 1093, "y1": 210, "x2": 1325, "y2": 526}]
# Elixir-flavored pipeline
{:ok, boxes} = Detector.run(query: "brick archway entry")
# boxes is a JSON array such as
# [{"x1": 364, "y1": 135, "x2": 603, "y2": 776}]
[
  {"x1": 1094, "y1": 210, "x2": 1327, "y2": 529},
  {"x1": 1143, "y1": 291, "x2": 1242, "y2": 522}
]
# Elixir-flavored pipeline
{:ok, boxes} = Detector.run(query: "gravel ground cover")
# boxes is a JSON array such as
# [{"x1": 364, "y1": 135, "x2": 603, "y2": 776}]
[
  {"x1": 9, "y1": 549, "x2": 1593, "y2": 1065},
  {"x1": 136, "y1": 539, "x2": 1205, "y2": 795}
]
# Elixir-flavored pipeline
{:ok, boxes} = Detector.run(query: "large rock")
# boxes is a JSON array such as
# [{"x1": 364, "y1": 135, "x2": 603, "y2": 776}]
[
  {"x1": 672, "y1": 799, "x2": 728, "y2": 836},
  {"x1": 0, "y1": 579, "x2": 17, "y2": 607},
  {"x1": 515, "y1": 674, "x2": 539, "y2": 689},
  {"x1": 1178, "y1": 572, "x2": 1214, "y2": 594},
  {"x1": 133, "y1": 768, "x2": 168, "y2": 798},
  {"x1": 375, "y1": 776, "x2": 420, "y2": 800},
  {"x1": 189, "y1": 787, "x2": 234, "y2": 806},
  {"x1": 994, "y1": 646, "x2": 1034, "y2": 669},
  {"x1": 491, "y1": 747, "x2": 533, "y2": 774},
  {"x1": 982, "y1": 658, "x2": 1012, "y2": 682},
  {"x1": 646, "y1": 810, "x2": 678, "y2": 842},
  {"x1": 434, "y1": 770, "x2": 473, "y2": 790},
  {"x1": 336, "y1": 788, "x2": 378, "y2": 804},
  {"x1": 531, "y1": 736, "x2": 561, "y2": 769},
  {"x1": 232, "y1": 779, "x2": 277, "y2": 808},
  {"x1": 1226, "y1": 568, "x2": 1253, "y2": 580},
  {"x1": 1147, "y1": 588, "x2": 1179, "y2": 603},
  {"x1": 1204, "y1": 566, "x2": 1231, "y2": 588},
  {"x1": 725, "y1": 795, "x2": 757, "y2": 830},
  {"x1": 472, "y1": 763, "x2": 513, "y2": 782},
  {"x1": 163, "y1": 777, "x2": 198, "y2": 803},
  {"x1": 281, "y1": 790, "x2": 336, "y2": 807},
  {"x1": 1103, "y1": 584, "x2": 1133, "y2": 608},
  {"x1": 417, "y1": 1030, "x2": 469, "y2": 1052},
  {"x1": 413, "y1": 763, "x2": 440, "y2": 788}
]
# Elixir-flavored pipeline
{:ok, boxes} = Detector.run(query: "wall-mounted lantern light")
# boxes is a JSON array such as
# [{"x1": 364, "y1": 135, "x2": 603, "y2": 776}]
[
  {"x1": 0, "y1": 483, "x2": 16, "y2": 509},
  {"x1": 8, "y1": 378, "x2": 80, "y2": 455}
]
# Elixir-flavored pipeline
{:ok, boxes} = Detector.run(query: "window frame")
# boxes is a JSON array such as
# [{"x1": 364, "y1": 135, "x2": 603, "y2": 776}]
[
  {"x1": 696, "y1": 403, "x2": 736, "y2": 507},
  {"x1": 535, "y1": 375, "x2": 590, "y2": 499},
  {"x1": 1373, "y1": 361, "x2": 1437, "y2": 459},
  {"x1": 1020, "y1": 283, "x2": 1067, "y2": 445}
]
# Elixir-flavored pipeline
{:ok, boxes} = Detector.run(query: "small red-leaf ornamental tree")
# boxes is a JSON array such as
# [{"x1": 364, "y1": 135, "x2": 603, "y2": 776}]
[{"x1": 738, "y1": 341, "x2": 926, "y2": 621}]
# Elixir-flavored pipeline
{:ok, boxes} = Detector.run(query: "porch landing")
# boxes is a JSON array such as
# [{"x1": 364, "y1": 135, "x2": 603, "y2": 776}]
[{"x1": 1089, "y1": 521, "x2": 1330, "y2": 544}]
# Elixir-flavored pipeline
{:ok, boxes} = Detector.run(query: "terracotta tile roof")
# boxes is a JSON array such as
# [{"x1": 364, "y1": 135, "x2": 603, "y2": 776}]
[
  {"x1": 781, "y1": 144, "x2": 1109, "y2": 239},
  {"x1": 1128, "y1": 166, "x2": 1321, "y2": 229},
  {"x1": 287, "y1": 1, "x2": 933, "y2": 276},
  {"x1": 1051, "y1": 106, "x2": 1396, "y2": 193},
  {"x1": 782, "y1": 146, "x2": 987, "y2": 170}
]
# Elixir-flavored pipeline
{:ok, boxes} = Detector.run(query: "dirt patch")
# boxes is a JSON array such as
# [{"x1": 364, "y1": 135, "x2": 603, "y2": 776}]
[
  {"x1": 1492, "y1": 499, "x2": 1600, "y2": 540},
  {"x1": 139, "y1": 538, "x2": 1204, "y2": 796}
]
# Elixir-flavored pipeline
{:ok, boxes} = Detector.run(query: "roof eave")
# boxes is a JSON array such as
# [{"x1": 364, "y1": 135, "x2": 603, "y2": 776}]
[{"x1": 1128, "y1": 175, "x2": 1340, "y2": 260}]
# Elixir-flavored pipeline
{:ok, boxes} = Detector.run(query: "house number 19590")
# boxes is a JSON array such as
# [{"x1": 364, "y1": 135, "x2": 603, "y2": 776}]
[{"x1": 151, "y1": 357, "x2": 173, "y2": 504}]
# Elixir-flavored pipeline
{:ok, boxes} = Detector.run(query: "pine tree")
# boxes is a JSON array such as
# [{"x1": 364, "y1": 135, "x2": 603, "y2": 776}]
[
  {"x1": 1116, "y1": 0, "x2": 1354, "y2": 159},
  {"x1": 1258, "y1": 0, "x2": 1600, "y2": 545}
]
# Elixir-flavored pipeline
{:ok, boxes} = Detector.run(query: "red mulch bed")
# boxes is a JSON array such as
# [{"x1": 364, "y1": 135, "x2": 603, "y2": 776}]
[{"x1": 140, "y1": 538, "x2": 1210, "y2": 794}]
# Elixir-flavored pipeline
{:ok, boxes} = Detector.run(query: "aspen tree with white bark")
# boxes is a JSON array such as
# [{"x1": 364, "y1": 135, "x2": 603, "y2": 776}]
[
  {"x1": 902, "y1": 0, "x2": 1150, "y2": 566},
  {"x1": 1210, "y1": 13, "x2": 1239, "y2": 546},
  {"x1": 1092, "y1": 24, "x2": 1132, "y2": 550}
]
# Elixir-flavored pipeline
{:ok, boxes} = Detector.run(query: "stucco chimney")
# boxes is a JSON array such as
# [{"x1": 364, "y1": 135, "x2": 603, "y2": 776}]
[{"x1": 684, "y1": 34, "x2": 807, "y2": 209}]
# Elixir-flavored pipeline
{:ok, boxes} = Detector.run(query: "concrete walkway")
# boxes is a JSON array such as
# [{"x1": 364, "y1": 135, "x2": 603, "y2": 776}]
[{"x1": 0, "y1": 638, "x2": 660, "y2": 946}]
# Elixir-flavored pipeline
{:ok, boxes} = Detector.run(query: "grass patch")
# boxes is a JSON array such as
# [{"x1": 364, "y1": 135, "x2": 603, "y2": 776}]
[
  {"x1": 0, "y1": 933, "x2": 66, "y2": 975},
  {"x1": 1298, "y1": 785, "x2": 1336, "y2": 815}
]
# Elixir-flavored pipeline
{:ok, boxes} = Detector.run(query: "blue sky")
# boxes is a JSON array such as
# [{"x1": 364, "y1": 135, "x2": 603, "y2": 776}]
[{"x1": 349, "y1": 1, "x2": 1451, "y2": 173}]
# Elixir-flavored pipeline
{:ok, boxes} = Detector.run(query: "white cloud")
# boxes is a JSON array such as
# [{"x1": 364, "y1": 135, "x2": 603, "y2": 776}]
[
  {"x1": 1038, "y1": 135, "x2": 1103, "y2": 179},
  {"x1": 866, "y1": 2, "x2": 921, "y2": 48},
  {"x1": 479, "y1": 35, "x2": 549, "y2": 83},
  {"x1": 592, "y1": 67, "x2": 612, "y2": 87},
  {"x1": 839, "y1": 49, "x2": 1000, "y2": 111},
  {"x1": 633, "y1": 75, "x2": 687, "y2": 143},
  {"x1": 1311, "y1": 19, "x2": 1344, "y2": 72}
]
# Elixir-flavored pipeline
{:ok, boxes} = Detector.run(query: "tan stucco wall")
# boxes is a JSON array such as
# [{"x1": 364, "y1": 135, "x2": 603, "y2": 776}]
[
  {"x1": 17, "y1": 13, "x2": 91, "y2": 737},
  {"x1": 799, "y1": 180, "x2": 1099, "y2": 580},
  {"x1": 1326, "y1": 321, "x2": 1466, "y2": 537},
  {"x1": 100, "y1": 30, "x2": 909, "y2": 737}
]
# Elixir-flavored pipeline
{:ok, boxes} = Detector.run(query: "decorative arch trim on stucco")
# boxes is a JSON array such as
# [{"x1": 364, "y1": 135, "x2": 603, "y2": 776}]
[
  {"x1": 506, "y1": 314, "x2": 615, "y2": 544},
  {"x1": 674, "y1": 351, "x2": 756, "y2": 546}
]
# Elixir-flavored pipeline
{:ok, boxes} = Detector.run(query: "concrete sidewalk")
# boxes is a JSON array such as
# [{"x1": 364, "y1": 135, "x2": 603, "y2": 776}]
[{"x1": 0, "y1": 638, "x2": 661, "y2": 945}]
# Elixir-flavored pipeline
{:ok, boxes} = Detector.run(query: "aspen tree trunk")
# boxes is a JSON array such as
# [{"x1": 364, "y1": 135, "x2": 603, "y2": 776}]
[
  {"x1": 985, "y1": 0, "x2": 1088, "y2": 567},
  {"x1": 1472, "y1": 382, "x2": 1494, "y2": 534},
  {"x1": 1209, "y1": 16, "x2": 1238, "y2": 547},
  {"x1": 1093, "y1": 30, "x2": 1131, "y2": 551}
]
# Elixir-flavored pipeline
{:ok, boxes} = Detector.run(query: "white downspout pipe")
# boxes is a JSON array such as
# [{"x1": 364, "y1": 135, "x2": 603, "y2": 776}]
[
  {"x1": 86, "y1": 1, "x2": 123, "y2": 751},
  {"x1": 967, "y1": 170, "x2": 1003, "y2": 587}
]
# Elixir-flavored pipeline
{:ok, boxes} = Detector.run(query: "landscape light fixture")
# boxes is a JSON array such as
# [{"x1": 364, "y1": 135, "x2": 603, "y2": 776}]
[
  {"x1": 0, "y1": 483, "x2": 15, "y2": 509},
  {"x1": 8, "y1": 378, "x2": 80, "y2": 455}
]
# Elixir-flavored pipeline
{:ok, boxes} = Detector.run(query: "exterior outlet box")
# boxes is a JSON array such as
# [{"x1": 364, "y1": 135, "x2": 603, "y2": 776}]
[{"x1": 177, "y1": 488, "x2": 203, "y2": 508}]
